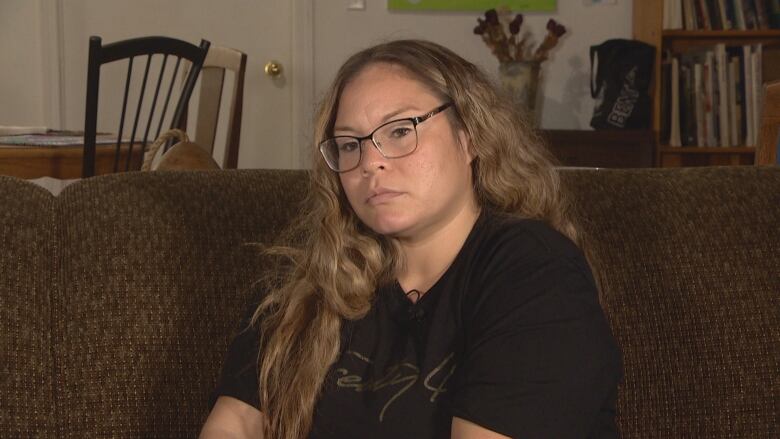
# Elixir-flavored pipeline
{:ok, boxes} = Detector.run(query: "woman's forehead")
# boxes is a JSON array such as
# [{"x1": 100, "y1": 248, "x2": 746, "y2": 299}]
[
  {"x1": 342, "y1": 64, "x2": 425, "y2": 98},
  {"x1": 336, "y1": 65, "x2": 438, "y2": 120}
]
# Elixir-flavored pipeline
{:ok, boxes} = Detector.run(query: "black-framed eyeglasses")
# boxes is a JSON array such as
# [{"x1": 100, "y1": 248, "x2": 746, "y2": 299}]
[{"x1": 319, "y1": 102, "x2": 453, "y2": 172}]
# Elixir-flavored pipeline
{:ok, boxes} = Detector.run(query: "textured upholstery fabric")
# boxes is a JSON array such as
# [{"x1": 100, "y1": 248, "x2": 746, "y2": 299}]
[
  {"x1": 563, "y1": 166, "x2": 780, "y2": 438},
  {"x1": 55, "y1": 170, "x2": 306, "y2": 437},
  {"x1": 0, "y1": 167, "x2": 777, "y2": 438},
  {"x1": 0, "y1": 177, "x2": 55, "y2": 438}
]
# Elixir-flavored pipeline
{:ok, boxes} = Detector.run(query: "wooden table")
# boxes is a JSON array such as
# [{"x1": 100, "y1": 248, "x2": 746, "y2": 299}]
[
  {"x1": 540, "y1": 129, "x2": 655, "y2": 168},
  {"x1": 2, "y1": 129, "x2": 655, "y2": 178},
  {"x1": 0, "y1": 140, "x2": 143, "y2": 179}
]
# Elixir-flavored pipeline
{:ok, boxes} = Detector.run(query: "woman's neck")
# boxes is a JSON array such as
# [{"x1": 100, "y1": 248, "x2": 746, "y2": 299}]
[{"x1": 396, "y1": 204, "x2": 481, "y2": 300}]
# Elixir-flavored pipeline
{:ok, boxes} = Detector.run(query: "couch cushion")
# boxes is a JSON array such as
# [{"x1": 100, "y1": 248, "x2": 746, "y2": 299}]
[
  {"x1": 55, "y1": 170, "x2": 307, "y2": 437},
  {"x1": 563, "y1": 166, "x2": 780, "y2": 438},
  {"x1": 0, "y1": 177, "x2": 55, "y2": 438}
]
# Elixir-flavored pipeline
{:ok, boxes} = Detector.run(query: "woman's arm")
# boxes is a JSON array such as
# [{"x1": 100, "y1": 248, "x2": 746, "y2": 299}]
[
  {"x1": 451, "y1": 417, "x2": 511, "y2": 439},
  {"x1": 199, "y1": 396, "x2": 265, "y2": 439}
]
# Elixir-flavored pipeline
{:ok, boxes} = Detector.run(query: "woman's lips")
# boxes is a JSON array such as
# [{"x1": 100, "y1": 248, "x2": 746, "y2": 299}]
[{"x1": 367, "y1": 191, "x2": 403, "y2": 205}]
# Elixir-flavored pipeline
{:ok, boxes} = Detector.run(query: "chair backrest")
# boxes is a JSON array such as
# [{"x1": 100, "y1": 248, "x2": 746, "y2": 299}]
[
  {"x1": 756, "y1": 79, "x2": 780, "y2": 165},
  {"x1": 82, "y1": 35, "x2": 210, "y2": 178},
  {"x1": 181, "y1": 45, "x2": 247, "y2": 169}
]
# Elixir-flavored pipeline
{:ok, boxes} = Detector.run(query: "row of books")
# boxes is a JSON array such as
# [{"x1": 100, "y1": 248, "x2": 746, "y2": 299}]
[
  {"x1": 663, "y1": 0, "x2": 780, "y2": 30},
  {"x1": 660, "y1": 43, "x2": 780, "y2": 147}
]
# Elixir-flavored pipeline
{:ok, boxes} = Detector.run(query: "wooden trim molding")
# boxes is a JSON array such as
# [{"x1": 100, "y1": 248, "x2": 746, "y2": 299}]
[
  {"x1": 39, "y1": 0, "x2": 65, "y2": 129},
  {"x1": 291, "y1": 0, "x2": 314, "y2": 169}
]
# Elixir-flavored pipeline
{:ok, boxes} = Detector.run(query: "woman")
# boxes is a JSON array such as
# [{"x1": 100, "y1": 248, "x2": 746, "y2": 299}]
[{"x1": 200, "y1": 40, "x2": 621, "y2": 439}]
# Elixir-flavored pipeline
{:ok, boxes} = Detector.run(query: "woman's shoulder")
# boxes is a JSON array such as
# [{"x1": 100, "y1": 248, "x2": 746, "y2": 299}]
[
  {"x1": 455, "y1": 212, "x2": 603, "y2": 333},
  {"x1": 472, "y1": 211, "x2": 584, "y2": 266}
]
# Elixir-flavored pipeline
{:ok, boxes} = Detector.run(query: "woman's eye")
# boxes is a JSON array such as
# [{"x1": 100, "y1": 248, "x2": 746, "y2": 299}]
[
  {"x1": 339, "y1": 141, "x2": 359, "y2": 152},
  {"x1": 390, "y1": 127, "x2": 412, "y2": 138}
]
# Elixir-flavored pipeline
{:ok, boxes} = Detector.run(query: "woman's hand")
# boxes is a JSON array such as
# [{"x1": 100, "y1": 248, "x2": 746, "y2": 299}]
[
  {"x1": 452, "y1": 417, "x2": 511, "y2": 439},
  {"x1": 199, "y1": 396, "x2": 265, "y2": 439}
]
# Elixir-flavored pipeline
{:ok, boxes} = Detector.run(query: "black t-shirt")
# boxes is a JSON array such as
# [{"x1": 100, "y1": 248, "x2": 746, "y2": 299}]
[{"x1": 212, "y1": 212, "x2": 622, "y2": 438}]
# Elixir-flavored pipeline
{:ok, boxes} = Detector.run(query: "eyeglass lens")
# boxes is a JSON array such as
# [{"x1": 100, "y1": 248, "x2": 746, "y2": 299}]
[{"x1": 324, "y1": 119, "x2": 418, "y2": 171}]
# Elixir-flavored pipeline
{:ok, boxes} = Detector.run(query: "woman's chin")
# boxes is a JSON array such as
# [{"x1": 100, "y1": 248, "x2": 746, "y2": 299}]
[{"x1": 362, "y1": 215, "x2": 412, "y2": 238}]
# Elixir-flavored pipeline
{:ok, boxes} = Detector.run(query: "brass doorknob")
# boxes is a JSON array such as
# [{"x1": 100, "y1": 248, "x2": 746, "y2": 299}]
[{"x1": 264, "y1": 61, "x2": 283, "y2": 77}]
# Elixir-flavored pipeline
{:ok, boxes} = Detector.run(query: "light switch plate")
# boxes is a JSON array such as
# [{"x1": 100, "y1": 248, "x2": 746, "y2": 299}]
[{"x1": 348, "y1": 0, "x2": 366, "y2": 10}]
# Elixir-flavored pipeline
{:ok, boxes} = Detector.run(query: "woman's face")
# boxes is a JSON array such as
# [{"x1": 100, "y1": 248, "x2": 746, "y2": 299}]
[{"x1": 335, "y1": 63, "x2": 477, "y2": 242}]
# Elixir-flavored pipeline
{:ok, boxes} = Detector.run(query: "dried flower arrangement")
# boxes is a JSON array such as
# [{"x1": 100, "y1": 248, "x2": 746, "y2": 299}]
[{"x1": 473, "y1": 6, "x2": 566, "y2": 64}]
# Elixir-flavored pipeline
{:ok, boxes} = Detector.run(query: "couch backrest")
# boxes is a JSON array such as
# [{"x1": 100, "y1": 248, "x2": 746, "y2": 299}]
[
  {"x1": 1, "y1": 167, "x2": 777, "y2": 438},
  {"x1": 52, "y1": 170, "x2": 309, "y2": 438},
  {"x1": 0, "y1": 177, "x2": 56, "y2": 437},
  {"x1": 563, "y1": 166, "x2": 779, "y2": 438}
]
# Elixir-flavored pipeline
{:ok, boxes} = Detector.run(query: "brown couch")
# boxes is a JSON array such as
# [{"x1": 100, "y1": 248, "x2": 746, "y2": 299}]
[{"x1": 2, "y1": 167, "x2": 778, "y2": 438}]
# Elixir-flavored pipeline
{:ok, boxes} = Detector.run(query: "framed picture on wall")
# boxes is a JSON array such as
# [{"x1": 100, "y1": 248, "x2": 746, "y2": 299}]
[{"x1": 387, "y1": 0, "x2": 557, "y2": 11}]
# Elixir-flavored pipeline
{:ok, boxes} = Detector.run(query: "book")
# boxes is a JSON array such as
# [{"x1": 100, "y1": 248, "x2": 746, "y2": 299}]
[
  {"x1": 769, "y1": 0, "x2": 780, "y2": 28},
  {"x1": 735, "y1": 0, "x2": 748, "y2": 29},
  {"x1": 684, "y1": 0, "x2": 699, "y2": 29},
  {"x1": 742, "y1": 0, "x2": 759, "y2": 28},
  {"x1": 704, "y1": 50, "x2": 718, "y2": 146},
  {"x1": 719, "y1": 0, "x2": 733, "y2": 28},
  {"x1": 0, "y1": 126, "x2": 47, "y2": 136},
  {"x1": 752, "y1": 44, "x2": 763, "y2": 145},
  {"x1": 661, "y1": 57, "x2": 672, "y2": 143},
  {"x1": 695, "y1": 62, "x2": 706, "y2": 145},
  {"x1": 716, "y1": 44, "x2": 731, "y2": 146},
  {"x1": 728, "y1": 56, "x2": 740, "y2": 146},
  {"x1": 671, "y1": 57, "x2": 683, "y2": 146},
  {"x1": 697, "y1": 0, "x2": 713, "y2": 28},
  {"x1": 0, "y1": 131, "x2": 119, "y2": 147},
  {"x1": 707, "y1": 0, "x2": 724, "y2": 28},
  {"x1": 724, "y1": 0, "x2": 738, "y2": 28},
  {"x1": 754, "y1": 0, "x2": 771, "y2": 28},
  {"x1": 665, "y1": 0, "x2": 685, "y2": 29},
  {"x1": 743, "y1": 44, "x2": 754, "y2": 146},
  {"x1": 732, "y1": 47, "x2": 748, "y2": 145},
  {"x1": 680, "y1": 62, "x2": 698, "y2": 145}
]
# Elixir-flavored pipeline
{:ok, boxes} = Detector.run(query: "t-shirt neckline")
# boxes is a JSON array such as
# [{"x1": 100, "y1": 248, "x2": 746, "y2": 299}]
[{"x1": 392, "y1": 209, "x2": 489, "y2": 308}]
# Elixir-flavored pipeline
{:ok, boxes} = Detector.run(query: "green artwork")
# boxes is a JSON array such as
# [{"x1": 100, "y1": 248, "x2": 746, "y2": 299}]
[{"x1": 387, "y1": 0, "x2": 557, "y2": 11}]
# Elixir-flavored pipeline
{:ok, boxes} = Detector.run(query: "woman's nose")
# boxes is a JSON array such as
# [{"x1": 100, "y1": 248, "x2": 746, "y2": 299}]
[{"x1": 360, "y1": 138, "x2": 388, "y2": 171}]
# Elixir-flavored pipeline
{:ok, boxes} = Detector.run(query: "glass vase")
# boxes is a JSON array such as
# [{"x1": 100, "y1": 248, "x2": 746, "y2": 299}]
[{"x1": 498, "y1": 61, "x2": 542, "y2": 124}]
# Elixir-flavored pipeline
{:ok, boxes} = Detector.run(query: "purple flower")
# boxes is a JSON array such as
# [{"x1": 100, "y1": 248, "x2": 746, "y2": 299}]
[
  {"x1": 547, "y1": 19, "x2": 566, "y2": 37},
  {"x1": 474, "y1": 8, "x2": 565, "y2": 63},
  {"x1": 509, "y1": 14, "x2": 524, "y2": 35},
  {"x1": 484, "y1": 9, "x2": 499, "y2": 25},
  {"x1": 473, "y1": 18, "x2": 487, "y2": 35}
]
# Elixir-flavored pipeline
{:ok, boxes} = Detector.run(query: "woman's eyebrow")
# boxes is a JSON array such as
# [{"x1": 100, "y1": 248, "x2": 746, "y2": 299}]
[{"x1": 334, "y1": 106, "x2": 419, "y2": 133}]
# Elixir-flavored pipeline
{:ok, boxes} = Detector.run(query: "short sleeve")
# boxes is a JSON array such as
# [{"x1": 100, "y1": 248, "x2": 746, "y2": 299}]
[
  {"x1": 209, "y1": 304, "x2": 262, "y2": 410},
  {"x1": 450, "y1": 225, "x2": 622, "y2": 438}
]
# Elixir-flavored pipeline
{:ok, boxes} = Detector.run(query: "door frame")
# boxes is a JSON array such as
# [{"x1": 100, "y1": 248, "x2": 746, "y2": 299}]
[
  {"x1": 291, "y1": 0, "x2": 314, "y2": 168},
  {"x1": 40, "y1": 0, "x2": 66, "y2": 130}
]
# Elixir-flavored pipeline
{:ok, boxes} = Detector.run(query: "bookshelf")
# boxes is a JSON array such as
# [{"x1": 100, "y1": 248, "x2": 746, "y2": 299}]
[{"x1": 633, "y1": 0, "x2": 780, "y2": 167}]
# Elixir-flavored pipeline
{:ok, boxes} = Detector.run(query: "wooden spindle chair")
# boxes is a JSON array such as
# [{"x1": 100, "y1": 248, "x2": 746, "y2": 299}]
[
  {"x1": 82, "y1": 35, "x2": 210, "y2": 177},
  {"x1": 181, "y1": 45, "x2": 247, "y2": 169}
]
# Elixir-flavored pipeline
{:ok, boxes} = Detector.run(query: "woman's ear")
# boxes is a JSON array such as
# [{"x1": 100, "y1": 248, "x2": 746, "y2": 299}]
[{"x1": 456, "y1": 127, "x2": 474, "y2": 165}]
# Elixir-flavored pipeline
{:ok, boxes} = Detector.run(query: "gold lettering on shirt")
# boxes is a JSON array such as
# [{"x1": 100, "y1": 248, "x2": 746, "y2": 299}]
[
  {"x1": 423, "y1": 352, "x2": 456, "y2": 402},
  {"x1": 335, "y1": 350, "x2": 456, "y2": 421}
]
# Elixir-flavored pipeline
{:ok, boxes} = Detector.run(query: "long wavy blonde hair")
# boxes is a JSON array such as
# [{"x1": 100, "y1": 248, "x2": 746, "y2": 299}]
[{"x1": 252, "y1": 39, "x2": 577, "y2": 439}]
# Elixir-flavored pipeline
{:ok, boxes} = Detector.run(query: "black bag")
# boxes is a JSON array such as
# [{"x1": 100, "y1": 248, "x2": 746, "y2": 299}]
[{"x1": 590, "y1": 39, "x2": 655, "y2": 129}]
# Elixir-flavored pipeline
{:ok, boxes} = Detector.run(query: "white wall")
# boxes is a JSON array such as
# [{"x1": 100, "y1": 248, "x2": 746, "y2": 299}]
[
  {"x1": 56, "y1": 0, "x2": 295, "y2": 169},
  {"x1": 313, "y1": 0, "x2": 633, "y2": 129},
  {"x1": 1, "y1": 1, "x2": 634, "y2": 169},
  {"x1": 0, "y1": 1, "x2": 47, "y2": 126}
]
